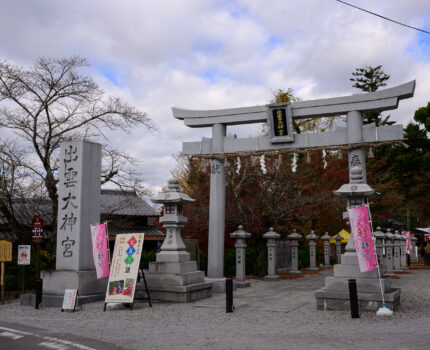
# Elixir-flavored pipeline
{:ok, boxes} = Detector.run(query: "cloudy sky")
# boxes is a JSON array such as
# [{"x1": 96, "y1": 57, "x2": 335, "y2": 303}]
[{"x1": 0, "y1": 0, "x2": 429, "y2": 194}]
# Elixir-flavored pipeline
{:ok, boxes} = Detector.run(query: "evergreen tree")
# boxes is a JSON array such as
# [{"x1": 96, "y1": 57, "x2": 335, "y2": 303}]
[{"x1": 350, "y1": 65, "x2": 394, "y2": 126}]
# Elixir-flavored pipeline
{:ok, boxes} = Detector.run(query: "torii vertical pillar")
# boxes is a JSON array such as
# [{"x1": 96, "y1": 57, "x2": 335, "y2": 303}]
[{"x1": 207, "y1": 124, "x2": 227, "y2": 291}]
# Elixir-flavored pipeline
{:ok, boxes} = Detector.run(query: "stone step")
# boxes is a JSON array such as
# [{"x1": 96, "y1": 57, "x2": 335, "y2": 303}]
[
  {"x1": 333, "y1": 264, "x2": 380, "y2": 279},
  {"x1": 324, "y1": 276, "x2": 391, "y2": 293},
  {"x1": 145, "y1": 270, "x2": 205, "y2": 287},
  {"x1": 149, "y1": 261, "x2": 197, "y2": 274}
]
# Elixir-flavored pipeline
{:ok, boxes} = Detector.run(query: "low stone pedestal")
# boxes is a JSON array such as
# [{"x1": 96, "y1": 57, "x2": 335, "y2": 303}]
[
  {"x1": 204, "y1": 277, "x2": 237, "y2": 293},
  {"x1": 138, "y1": 261, "x2": 212, "y2": 302},
  {"x1": 315, "y1": 236, "x2": 400, "y2": 311},
  {"x1": 20, "y1": 270, "x2": 107, "y2": 307}
]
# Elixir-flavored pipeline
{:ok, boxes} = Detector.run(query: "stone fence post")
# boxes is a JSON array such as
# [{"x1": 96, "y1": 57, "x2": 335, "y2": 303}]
[
  {"x1": 321, "y1": 232, "x2": 331, "y2": 267},
  {"x1": 411, "y1": 235, "x2": 418, "y2": 262},
  {"x1": 334, "y1": 233, "x2": 342, "y2": 264},
  {"x1": 400, "y1": 234, "x2": 408, "y2": 270},
  {"x1": 287, "y1": 229, "x2": 301, "y2": 274},
  {"x1": 306, "y1": 231, "x2": 319, "y2": 272},
  {"x1": 263, "y1": 227, "x2": 280, "y2": 281},
  {"x1": 230, "y1": 225, "x2": 251, "y2": 288},
  {"x1": 393, "y1": 230, "x2": 402, "y2": 272}
]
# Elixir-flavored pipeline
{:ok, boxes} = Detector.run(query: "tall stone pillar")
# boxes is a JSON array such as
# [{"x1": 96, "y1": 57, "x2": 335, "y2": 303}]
[
  {"x1": 287, "y1": 229, "x2": 301, "y2": 274},
  {"x1": 36, "y1": 141, "x2": 106, "y2": 307},
  {"x1": 374, "y1": 227, "x2": 385, "y2": 273},
  {"x1": 335, "y1": 233, "x2": 343, "y2": 264},
  {"x1": 207, "y1": 124, "x2": 226, "y2": 291},
  {"x1": 230, "y1": 226, "x2": 251, "y2": 288},
  {"x1": 385, "y1": 229, "x2": 394, "y2": 275},
  {"x1": 263, "y1": 227, "x2": 280, "y2": 281},
  {"x1": 306, "y1": 231, "x2": 319, "y2": 272},
  {"x1": 321, "y1": 232, "x2": 331, "y2": 267},
  {"x1": 393, "y1": 230, "x2": 402, "y2": 272}
]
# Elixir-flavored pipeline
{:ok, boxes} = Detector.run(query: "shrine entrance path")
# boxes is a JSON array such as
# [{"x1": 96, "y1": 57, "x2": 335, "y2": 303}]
[
  {"x1": 193, "y1": 270, "x2": 330, "y2": 313},
  {"x1": 1, "y1": 269, "x2": 430, "y2": 349}
]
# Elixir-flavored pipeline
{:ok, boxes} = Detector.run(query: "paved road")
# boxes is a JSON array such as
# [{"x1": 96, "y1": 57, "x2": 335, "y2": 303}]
[{"x1": 0, "y1": 321, "x2": 125, "y2": 350}]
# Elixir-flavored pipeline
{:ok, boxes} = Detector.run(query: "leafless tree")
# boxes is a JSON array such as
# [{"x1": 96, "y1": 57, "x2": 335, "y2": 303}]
[{"x1": 0, "y1": 56, "x2": 154, "y2": 236}]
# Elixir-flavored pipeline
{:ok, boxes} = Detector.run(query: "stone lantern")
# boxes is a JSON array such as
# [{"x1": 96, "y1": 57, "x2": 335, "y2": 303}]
[
  {"x1": 321, "y1": 232, "x2": 331, "y2": 267},
  {"x1": 142, "y1": 179, "x2": 212, "y2": 302},
  {"x1": 411, "y1": 235, "x2": 418, "y2": 262},
  {"x1": 385, "y1": 228, "x2": 394, "y2": 275},
  {"x1": 287, "y1": 229, "x2": 301, "y2": 274},
  {"x1": 306, "y1": 231, "x2": 319, "y2": 272},
  {"x1": 230, "y1": 225, "x2": 251, "y2": 288},
  {"x1": 374, "y1": 227, "x2": 386, "y2": 273},
  {"x1": 151, "y1": 179, "x2": 195, "y2": 262},
  {"x1": 263, "y1": 227, "x2": 280, "y2": 281},
  {"x1": 399, "y1": 233, "x2": 408, "y2": 270},
  {"x1": 334, "y1": 233, "x2": 343, "y2": 264}
]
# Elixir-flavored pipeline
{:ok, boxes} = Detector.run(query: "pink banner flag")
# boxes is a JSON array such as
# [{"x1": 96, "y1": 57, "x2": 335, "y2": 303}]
[
  {"x1": 403, "y1": 231, "x2": 411, "y2": 254},
  {"x1": 348, "y1": 206, "x2": 377, "y2": 272},
  {"x1": 90, "y1": 223, "x2": 110, "y2": 279}
]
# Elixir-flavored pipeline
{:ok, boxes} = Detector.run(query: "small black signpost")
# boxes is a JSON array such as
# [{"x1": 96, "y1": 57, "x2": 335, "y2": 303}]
[{"x1": 32, "y1": 216, "x2": 43, "y2": 309}]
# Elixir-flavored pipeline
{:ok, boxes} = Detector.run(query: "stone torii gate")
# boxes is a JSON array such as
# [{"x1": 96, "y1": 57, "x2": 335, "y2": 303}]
[{"x1": 173, "y1": 81, "x2": 415, "y2": 292}]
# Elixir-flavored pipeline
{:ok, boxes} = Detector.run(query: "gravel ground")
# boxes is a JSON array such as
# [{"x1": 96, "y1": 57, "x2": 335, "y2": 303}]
[{"x1": 1, "y1": 270, "x2": 430, "y2": 350}]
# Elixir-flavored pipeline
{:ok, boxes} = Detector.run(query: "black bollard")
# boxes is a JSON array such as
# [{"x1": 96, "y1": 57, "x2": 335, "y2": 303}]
[
  {"x1": 35, "y1": 279, "x2": 43, "y2": 309},
  {"x1": 226, "y1": 278, "x2": 233, "y2": 313},
  {"x1": 348, "y1": 279, "x2": 360, "y2": 318}
]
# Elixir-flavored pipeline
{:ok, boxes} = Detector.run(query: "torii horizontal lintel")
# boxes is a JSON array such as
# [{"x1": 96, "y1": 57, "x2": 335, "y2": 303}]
[
  {"x1": 172, "y1": 81, "x2": 415, "y2": 128},
  {"x1": 181, "y1": 124, "x2": 404, "y2": 156}
]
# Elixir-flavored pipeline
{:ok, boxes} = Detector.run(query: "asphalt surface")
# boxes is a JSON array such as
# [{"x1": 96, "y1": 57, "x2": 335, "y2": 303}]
[{"x1": 0, "y1": 321, "x2": 125, "y2": 350}]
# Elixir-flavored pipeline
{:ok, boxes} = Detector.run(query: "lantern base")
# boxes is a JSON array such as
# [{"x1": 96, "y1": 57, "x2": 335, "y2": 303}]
[{"x1": 264, "y1": 275, "x2": 280, "y2": 281}]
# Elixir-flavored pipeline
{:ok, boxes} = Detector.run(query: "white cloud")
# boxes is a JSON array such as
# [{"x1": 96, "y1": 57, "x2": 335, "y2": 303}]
[{"x1": 0, "y1": 0, "x2": 429, "y2": 193}]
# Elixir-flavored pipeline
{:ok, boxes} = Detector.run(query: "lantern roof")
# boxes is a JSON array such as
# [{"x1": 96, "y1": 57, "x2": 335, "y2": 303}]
[
  {"x1": 263, "y1": 227, "x2": 280, "y2": 240},
  {"x1": 151, "y1": 179, "x2": 195, "y2": 204},
  {"x1": 287, "y1": 229, "x2": 301, "y2": 240},
  {"x1": 230, "y1": 225, "x2": 251, "y2": 239}
]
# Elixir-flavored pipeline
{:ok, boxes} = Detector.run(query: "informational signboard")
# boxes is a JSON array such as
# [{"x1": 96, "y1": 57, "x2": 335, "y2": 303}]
[
  {"x1": 32, "y1": 216, "x2": 44, "y2": 244},
  {"x1": 105, "y1": 233, "x2": 144, "y2": 304},
  {"x1": 17, "y1": 245, "x2": 31, "y2": 265},
  {"x1": 0, "y1": 240, "x2": 12, "y2": 262},
  {"x1": 62, "y1": 289, "x2": 78, "y2": 311},
  {"x1": 90, "y1": 224, "x2": 110, "y2": 279}
]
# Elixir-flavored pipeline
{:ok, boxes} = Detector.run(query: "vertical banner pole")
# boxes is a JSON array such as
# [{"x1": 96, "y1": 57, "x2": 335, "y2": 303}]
[
  {"x1": 22, "y1": 265, "x2": 25, "y2": 295},
  {"x1": 36, "y1": 243, "x2": 40, "y2": 280},
  {"x1": 1, "y1": 261, "x2": 4, "y2": 305},
  {"x1": 105, "y1": 222, "x2": 111, "y2": 266}
]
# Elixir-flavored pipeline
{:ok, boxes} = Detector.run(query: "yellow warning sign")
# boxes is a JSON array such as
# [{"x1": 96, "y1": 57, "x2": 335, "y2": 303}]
[{"x1": 0, "y1": 240, "x2": 12, "y2": 262}]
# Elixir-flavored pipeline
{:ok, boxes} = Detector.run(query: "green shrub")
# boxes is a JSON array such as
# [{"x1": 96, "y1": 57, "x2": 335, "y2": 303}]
[{"x1": 298, "y1": 248, "x2": 310, "y2": 270}]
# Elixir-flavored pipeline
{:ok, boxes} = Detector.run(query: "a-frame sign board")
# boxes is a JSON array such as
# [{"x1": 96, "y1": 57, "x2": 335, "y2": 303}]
[{"x1": 103, "y1": 233, "x2": 151, "y2": 311}]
